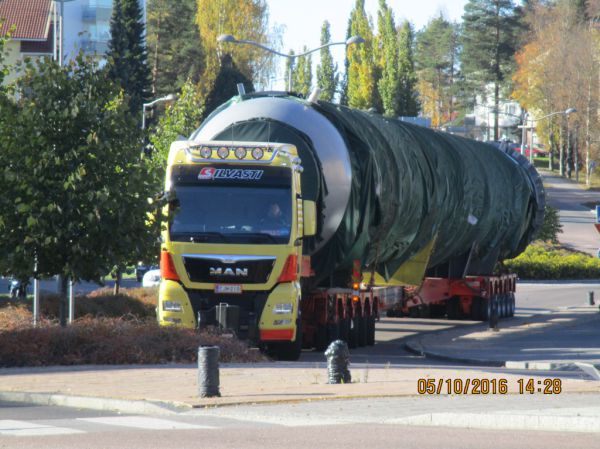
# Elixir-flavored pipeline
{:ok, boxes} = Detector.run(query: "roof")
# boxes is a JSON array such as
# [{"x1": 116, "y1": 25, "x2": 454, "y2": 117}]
[{"x1": 0, "y1": 0, "x2": 53, "y2": 41}]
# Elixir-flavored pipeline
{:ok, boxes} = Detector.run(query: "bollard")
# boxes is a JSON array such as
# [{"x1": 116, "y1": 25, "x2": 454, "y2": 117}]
[
  {"x1": 589, "y1": 291, "x2": 595, "y2": 306},
  {"x1": 324, "y1": 340, "x2": 351, "y2": 384},
  {"x1": 198, "y1": 346, "x2": 220, "y2": 398}
]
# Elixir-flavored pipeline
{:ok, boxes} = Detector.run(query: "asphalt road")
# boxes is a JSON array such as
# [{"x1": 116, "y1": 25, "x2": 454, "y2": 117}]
[{"x1": 2, "y1": 394, "x2": 600, "y2": 449}]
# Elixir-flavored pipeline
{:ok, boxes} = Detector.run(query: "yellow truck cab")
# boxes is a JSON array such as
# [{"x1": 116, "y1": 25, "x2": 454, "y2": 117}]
[{"x1": 157, "y1": 140, "x2": 316, "y2": 360}]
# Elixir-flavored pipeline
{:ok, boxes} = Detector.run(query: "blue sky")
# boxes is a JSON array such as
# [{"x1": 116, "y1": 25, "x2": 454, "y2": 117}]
[{"x1": 265, "y1": 0, "x2": 469, "y2": 89}]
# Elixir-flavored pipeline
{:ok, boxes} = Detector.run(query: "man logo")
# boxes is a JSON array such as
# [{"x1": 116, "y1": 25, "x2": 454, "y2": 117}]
[{"x1": 209, "y1": 267, "x2": 249, "y2": 277}]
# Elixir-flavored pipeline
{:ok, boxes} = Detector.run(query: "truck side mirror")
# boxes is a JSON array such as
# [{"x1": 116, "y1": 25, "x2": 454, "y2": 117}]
[{"x1": 303, "y1": 200, "x2": 317, "y2": 237}]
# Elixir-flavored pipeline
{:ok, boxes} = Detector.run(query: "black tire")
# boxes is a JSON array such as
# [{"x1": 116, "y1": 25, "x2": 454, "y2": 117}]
[
  {"x1": 327, "y1": 321, "x2": 340, "y2": 345},
  {"x1": 481, "y1": 298, "x2": 491, "y2": 321},
  {"x1": 355, "y1": 315, "x2": 366, "y2": 347},
  {"x1": 271, "y1": 322, "x2": 303, "y2": 361},
  {"x1": 446, "y1": 297, "x2": 461, "y2": 320},
  {"x1": 366, "y1": 314, "x2": 376, "y2": 346},
  {"x1": 508, "y1": 293, "x2": 516, "y2": 317},
  {"x1": 418, "y1": 304, "x2": 431, "y2": 318},
  {"x1": 314, "y1": 324, "x2": 328, "y2": 351},
  {"x1": 339, "y1": 317, "x2": 350, "y2": 343},
  {"x1": 348, "y1": 316, "x2": 359, "y2": 349},
  {"x1": 500, "y1": 294, "x2": 507, "y2": 318},
  {"x1": 471, "y1": 297, "x2": 482, "y2": 321}
]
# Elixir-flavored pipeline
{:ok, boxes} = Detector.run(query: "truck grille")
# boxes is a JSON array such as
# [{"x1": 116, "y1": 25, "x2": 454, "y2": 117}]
[{"x1": 182, "y1": 254, "x2": 276, "y2": 284}]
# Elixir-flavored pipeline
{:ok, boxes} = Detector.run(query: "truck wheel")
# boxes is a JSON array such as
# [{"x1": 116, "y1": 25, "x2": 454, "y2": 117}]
[
  {"x1": 499, "y1": 294, "x2": 507, "y2": 318},
  {"x1": 271, "y1": 322, "x2": 303, "y2": 361},
  {"x1": 315, "y1": 324, "x2": 328, "y2": 352},
  {"x1": 366, "y1": 314, "x2": 376, "y2": 346},
  {"x1": 357, "y1": 315, "x2": 367, "y2": 347},
  {"x1": 327, "y1": 321, "x2": 340, "y2": 345},
  {"x1": 348, "y1": 317, "x2": 359, "y2": 349},
  {"x1": 446, "y1": 297, "x2": 461, "y2": 320},
  {"x1": 508, "y1": 293, "x2": 516, "y2": 317},
  {"x1": 339, "y1": 317, "x2": 350, "y2": 343},
  {"x1": 481, "y1": 298, "x2": 491, "y2": 321}
]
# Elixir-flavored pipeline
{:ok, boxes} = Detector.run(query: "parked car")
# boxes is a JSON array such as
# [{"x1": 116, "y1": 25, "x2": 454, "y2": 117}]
[
  {"x1": 142, "y1": 269, "x2": 161, "y2": 288},
  {"x1": 135, "y1": 263, "x2": 158, "y2": 282}
]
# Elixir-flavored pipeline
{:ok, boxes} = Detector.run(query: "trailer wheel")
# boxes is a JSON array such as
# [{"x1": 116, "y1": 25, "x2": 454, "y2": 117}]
[
  {"x1": 446, "y1": 297, "x2": 461, "y2": 320},
  {"x1": 315, "y1": 324, "x2": 328, "y2": 352},
  {"x1": 339, "y1": 317, "x2": 350, "y2": 343},
  {"x1": 366, "y1": 314, "x2": 376, "y2": 346},
  {"x1": 499, "y1": 294, "x2": 507, "y2": 318},
  {"x1": 508, "y1": 293, "x2": 516, "y2": 317},
  {"x1": 327, "y1": 321, "x2": 340, "y2": 345},
  {"x1": 348, "y1": 316, "x2": 359, "y2": 349},
  {"x1": 357, "y1": 315, "x2": 367, "y2": 347}
]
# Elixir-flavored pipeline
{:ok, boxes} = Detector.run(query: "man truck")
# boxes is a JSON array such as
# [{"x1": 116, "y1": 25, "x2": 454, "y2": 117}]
[{"x1": 157, "y1": 92, "x2": 545, "y2": 361}]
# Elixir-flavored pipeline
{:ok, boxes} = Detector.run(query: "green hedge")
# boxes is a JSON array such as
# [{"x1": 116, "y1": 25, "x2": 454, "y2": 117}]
[{"x1": 504, "y1": 243, "x2": 600, "y2": 279}]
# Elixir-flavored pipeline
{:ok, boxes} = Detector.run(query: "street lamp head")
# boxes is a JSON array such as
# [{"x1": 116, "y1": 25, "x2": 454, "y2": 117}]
[
  {"x1": 164, "y1": 94, "x2": 177, "y2": 103},
  {"x1": 565, "y1": 108, "x2": 577, "y2": 115},
  {"x1": 346, "y1": 35, "x2": 365, "y2": 45},
  {"x1": 217, "y1": 34, "x2": 237, "y2": 43}
]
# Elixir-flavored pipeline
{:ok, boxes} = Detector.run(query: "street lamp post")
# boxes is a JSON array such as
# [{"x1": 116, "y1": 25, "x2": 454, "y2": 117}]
[
  {"x1": 217, "y1": 34, "x2": 365, "y2": 92},
  {"x1": 518, "y1": 108, "x2": 577, "y2": 164},
  {"x1": 141, "y1": 94, "x2": 177, "y2": 130},
  {"x1": 53, "y1": 0, "x2": 76, "y2": 66}
]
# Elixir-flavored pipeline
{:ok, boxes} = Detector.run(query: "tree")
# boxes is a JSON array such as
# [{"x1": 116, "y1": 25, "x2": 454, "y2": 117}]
[
  {"x1": 292, "y1": 46, "x2": 312, "y2": 97},
  {"x1": 107, "y1": 0, "x2": 151, "y2": 115},
  {"x1": 396, "y1": 20, "x2": 419, "y2": 116},
  {"x1": 197, "y1": 0, "x2": 274, "y2": 95},
  {"x1": 461, "y1": 0, "x2": 521, "y2": 140},
  {"x1": 0, "y1": 56, "x2": 156, "y2": 311},
  {"x1": 375, "y1": 0, "x2": 399, "y2": 116},
  {"x1": 415, "y1": 15, "x2": 460, "y2": 127},
  {"x1": 146, "y1": 0, "x2": 204, "y2": 96},
  {"x1": 0, "y1": 19, "x2": 9, "y2": 88},
  {"x1": 346, "y1": 0, "x2": 377, "y2": 110},
  {"x1": 316, "y1": 21, "x2": 338, "y2": 102},
  {"x1": 149, "y1": 79, "x2": 205, "y2": 162},
  {"x1": 204, "y1": 54, "x2": 255, "y2": 116}
]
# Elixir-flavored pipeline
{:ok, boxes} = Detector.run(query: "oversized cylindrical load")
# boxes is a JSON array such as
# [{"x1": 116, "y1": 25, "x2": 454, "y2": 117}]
[{"x1": 191, "y1": 93, "x2": 544, "y2": 285}]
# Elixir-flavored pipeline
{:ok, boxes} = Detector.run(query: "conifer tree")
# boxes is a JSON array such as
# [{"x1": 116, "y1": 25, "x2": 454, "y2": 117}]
[
  {"x1": 316, "y1": 21, "x2": 338, "y2": 102},
  {"x1": 376, "y1": 0, "x2": 399, "y2": 116},
  {"x1": 397, "y1": 20, "x2": 419, "y2": 116},
  {"x1": 346, "y1": 0, "x2": 377, "y2": 110},
  {"x1": 107, "y1": 0, "x2": 151, "y2": 115},
  {"x1": 293, "y1": 46, "x2": 313, "y2": 97},
  {"x1": 461, "y1": 0, "x2": 520, "y2": 139}
]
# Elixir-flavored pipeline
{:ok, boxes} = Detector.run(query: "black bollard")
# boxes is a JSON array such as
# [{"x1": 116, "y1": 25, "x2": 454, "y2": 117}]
[
  {"x1": 589, "y1": 291, "x2": 595, "y2": 306},
  {"x1": 324, "y1": 340, "x2": 351, "y2": 384},
  {"x1": 198, "y1": 346, "x2": 220, "y2": 398}
]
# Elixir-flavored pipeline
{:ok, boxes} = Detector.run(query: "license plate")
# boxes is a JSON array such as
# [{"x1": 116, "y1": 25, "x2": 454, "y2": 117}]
[{"x1": 214, "y1": 284, "x2": 242, "y2": 294}]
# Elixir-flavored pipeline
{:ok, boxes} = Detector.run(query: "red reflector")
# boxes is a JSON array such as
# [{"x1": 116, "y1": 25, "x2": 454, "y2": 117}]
[
  {"x1": 260, "y1": 329, "x2": 294, "y2": 341},
  {"x1": 278, "y1": 254, "x2": 298, "y2": 283},
  {"x1": 160, "y1": 251, "x2": 180, "y2": 281}
]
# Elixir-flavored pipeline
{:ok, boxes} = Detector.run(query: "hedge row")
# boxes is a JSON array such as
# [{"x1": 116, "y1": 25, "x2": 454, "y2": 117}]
[{"x1": 503, "y1": 243, "x2": 600, "y2": 280}]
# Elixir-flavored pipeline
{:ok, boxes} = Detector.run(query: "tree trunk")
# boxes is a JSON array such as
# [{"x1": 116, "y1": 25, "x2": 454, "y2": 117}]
[
  {"x1": 113, "y1": 269, "x2": 122, "y2": 296},
  {"x1": 549, "y1": 131, "x2": 554, "y2": 171},
  {"x1": 566, "y1": 125, "x2": 572, "y2": 179},
  {"x1": 59, "y1": 275, "x2": 68, "y2": 327}
]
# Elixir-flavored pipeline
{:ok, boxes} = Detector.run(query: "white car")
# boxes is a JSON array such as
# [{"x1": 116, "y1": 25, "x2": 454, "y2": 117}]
[{"x1": 142, "y1": 269, "x2": 161, "y2": 288}]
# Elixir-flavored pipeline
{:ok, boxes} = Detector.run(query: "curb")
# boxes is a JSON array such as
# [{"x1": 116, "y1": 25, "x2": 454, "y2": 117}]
[
  {"x1": 0, "y1": 391, "x2": 190, "y2": 416},
  {"x1": 389, "y1": 412, "x2": 600, "y2": 433},
  {"x1": 403, "y1": 340, "x2": 504, "y2": 367}
]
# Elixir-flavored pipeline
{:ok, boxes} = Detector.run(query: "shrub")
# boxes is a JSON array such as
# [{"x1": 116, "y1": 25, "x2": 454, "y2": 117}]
[
  {"x1": 504, "y1": 242, "x2": 600, "y2": 279},
  {"x1": 536, "y1": 205, "x2": 563, "y2": 243},
  {"x1": 0, "y1": 317, "x2": 267, "y2": 367}
]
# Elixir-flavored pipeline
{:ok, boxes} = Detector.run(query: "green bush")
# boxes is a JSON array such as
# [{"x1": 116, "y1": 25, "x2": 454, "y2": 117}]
[
  {"x1": 504, "y1": 243, "x2": 600, "y2": 279},
  {"x1": 536, "y1": 205, "x2": 563, "y2": 243}
]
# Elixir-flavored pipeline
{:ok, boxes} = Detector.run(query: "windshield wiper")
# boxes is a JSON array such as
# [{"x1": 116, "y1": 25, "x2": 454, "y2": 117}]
[
  {"x1": 229, "y1": 232, "x2": 279, "y2": 244},
  {"x1": 170, "y1": 232, "x2": 229, "y2": 243}
]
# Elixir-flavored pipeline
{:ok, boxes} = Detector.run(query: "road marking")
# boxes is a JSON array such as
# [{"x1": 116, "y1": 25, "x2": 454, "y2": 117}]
[
  {"x1": 0, "y1": 420, "x2": 83, "y2": 437},
  {"x1": 78, "y1": 416, "x2": 214, "y2": 430}
]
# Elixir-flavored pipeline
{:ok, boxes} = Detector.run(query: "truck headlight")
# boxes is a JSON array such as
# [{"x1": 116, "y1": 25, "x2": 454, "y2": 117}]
[
  {"x1": 163, "y1": 301, "x2": 183, "y2": 312},
  {"x1": 274, "y1": 303, "x2": 293, "y2": 314}
]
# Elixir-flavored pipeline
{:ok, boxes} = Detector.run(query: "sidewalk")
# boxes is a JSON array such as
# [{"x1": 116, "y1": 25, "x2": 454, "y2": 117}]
[{"x1": 405, "y1": 305, "x2": 600, "y2": 371}]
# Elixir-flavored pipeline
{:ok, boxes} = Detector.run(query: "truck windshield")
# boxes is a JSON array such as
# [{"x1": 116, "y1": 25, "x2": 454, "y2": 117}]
[{"x1": 169, "y1": 185, "x2": 293, "y2": 244}]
